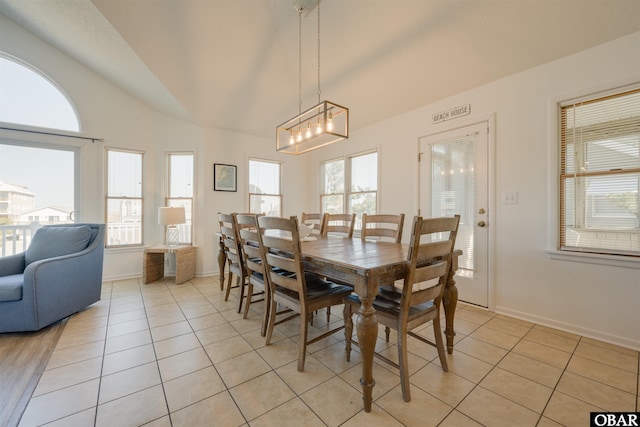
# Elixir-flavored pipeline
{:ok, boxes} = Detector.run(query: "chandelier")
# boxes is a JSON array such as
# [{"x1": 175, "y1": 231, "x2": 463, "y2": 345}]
[{"x1": 276, "y1": 0, "x2": 349, "y2": 154}]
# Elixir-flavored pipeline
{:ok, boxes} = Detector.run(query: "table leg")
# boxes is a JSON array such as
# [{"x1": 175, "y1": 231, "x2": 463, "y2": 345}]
[
  {"x1": 143, "y1": 252, "x2": 165, "y2": 284},
  {"x1": 443, "y1": 250, "x2": 461, "y2": 354},
  {"x1": 355, "y1": 291, "x2": 378, "y2": 412},
  {"x1": 218, "y1": 235, "x2": 226, "y2": 291}
]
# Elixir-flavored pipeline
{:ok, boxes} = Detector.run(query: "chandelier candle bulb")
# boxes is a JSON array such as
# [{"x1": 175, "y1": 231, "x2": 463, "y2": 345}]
[{"x1": 275, "y1": 0, "x2": 349, "y2": 154}]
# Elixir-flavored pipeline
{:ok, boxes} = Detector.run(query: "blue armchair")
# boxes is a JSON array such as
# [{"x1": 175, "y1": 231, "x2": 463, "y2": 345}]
[{"x1": 0, "y1": 223, "x2": 105, "y2": 333}]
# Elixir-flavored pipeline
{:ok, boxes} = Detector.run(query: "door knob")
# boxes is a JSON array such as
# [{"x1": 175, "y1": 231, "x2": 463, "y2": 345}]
[{"x1": 477, "y1": 221, "x2": 486, "y2": 227}]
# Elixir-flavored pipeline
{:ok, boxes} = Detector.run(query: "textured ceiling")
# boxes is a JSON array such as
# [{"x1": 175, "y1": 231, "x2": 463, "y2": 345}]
[{"x1": 1, "y1": 0, "x2": 639, "y2": 139}]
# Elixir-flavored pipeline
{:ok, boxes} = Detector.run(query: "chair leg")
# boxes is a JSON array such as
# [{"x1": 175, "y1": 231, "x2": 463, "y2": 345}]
[
  {"x1": 265, "y1": 295, "x2": 277, "y2": 345},
  {"x1": 433, "y1": 314, "x2": 449, "y2": 372},
  {"x1": 385, "y1": 326, "x2": 391, "y2": 342},
  {"x1": 236, "y1": 276, "x2": 245, "y2": 313},
  {"x1": 260, "y1": 287, "x2": 270, "y2": 337},
  {"x1": 224, "y1": 272, "x2": 234, "y2": 301},
  {"x1": 326, "y1": 306, "x2": 331, "y2": 323},
  {"x1": 397, "y1": 323, "x2": 411, "y2": 402},
  {"x1": 344, "y1": 304, "x2": 353, "y2": 362},
  {"x1": 243, "y1": 283, "x2": 253, "y2": 319},
  {"x1": 297, "y1": 308, "x2": 309, "y2": 372}
]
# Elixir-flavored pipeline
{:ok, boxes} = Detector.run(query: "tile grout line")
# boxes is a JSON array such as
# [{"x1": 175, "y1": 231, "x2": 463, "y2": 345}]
[
  {"x1": 91, "y1": 281, "x2": 116, "y2": 427},
  {"x1": 140, "y1": 278, "x2": 175, "y2": 427}
]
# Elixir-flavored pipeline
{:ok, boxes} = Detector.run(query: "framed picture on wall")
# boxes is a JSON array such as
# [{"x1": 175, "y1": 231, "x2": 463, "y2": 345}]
[{"x1": 213, "y1": 163, "x2": 237, "y2": 192}]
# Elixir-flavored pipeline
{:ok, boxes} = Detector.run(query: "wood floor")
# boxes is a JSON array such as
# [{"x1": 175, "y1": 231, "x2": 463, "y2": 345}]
[{"x1": 0, "y1": 320, "x2": 66, "y2": 427}]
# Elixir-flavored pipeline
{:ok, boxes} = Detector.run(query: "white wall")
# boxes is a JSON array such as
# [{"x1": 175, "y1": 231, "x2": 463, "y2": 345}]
[{"x1": 308, "y1": 32, "x2": 640, "y2": 350}]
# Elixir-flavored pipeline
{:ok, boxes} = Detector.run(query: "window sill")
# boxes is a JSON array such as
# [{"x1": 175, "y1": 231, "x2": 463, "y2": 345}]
[
  {"x1": 105, "y1": 245, "x2": 145, "y2": 254},
  {"x1": 546, "y1": 249, "x2": 640, "y2": 269}
]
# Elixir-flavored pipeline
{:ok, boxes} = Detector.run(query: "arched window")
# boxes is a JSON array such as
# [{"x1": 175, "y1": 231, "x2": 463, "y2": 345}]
[
  {"x1": 0, "y1": 55, "x2": 81, "y2": 249},
  {"x1": 0, "y1": 55, "x2": 79, "y2": 131}
]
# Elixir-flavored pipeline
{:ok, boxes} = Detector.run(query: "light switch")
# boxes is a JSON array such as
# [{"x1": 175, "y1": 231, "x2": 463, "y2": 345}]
[{"x1": 502, "y1": 192, "x2": 518, "y2": 204}]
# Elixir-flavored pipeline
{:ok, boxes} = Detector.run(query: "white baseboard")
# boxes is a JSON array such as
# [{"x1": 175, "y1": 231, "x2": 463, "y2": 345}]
[
  {"x1": 495, "y1": 305, "x2": 640, "y2": 352},
  {"x1": 103, "y1": 269, "x2": 221, "y2": 283}
]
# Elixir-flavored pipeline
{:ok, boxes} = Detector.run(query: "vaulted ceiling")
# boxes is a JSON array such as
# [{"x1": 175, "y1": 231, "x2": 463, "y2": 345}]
[{"x1": 1, "y1": 0, "x2": 639, "y2": 139}]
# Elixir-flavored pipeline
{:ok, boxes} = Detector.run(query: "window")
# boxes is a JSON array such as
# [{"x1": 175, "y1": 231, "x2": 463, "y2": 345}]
[
  {"x1": 560, "y1": 86, "x2": 640, "y2": 256},
  {"x1": 166, "y1": 152, "x2": 194, "y2": 244},
  {"x1": 321, "y1": 158, "x2": 345, "y2": 214},
  {"x1": 0, "y1": 142, "x2": 77, "y2": 256},
  {"x1": 249, "y1": 159, "x2": 282, "y2": 216},
  {"x1": 106, "y1": 149, "x2": 143, "y2": 247},
  {"x1": 321, "y1": 151, "x2": 378, "y2": 229},
  {"x1": 0, "y1": 55, "x2": 79, "y2": 131},
  {"x1": 0, "y1": 54, "x2": 81, "y2": 255}
]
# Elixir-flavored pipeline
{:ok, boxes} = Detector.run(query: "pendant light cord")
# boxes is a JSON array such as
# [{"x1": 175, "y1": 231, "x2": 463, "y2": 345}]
[
  {"x1": 298, "y1": 7, "x2": 303, "y2": 114},
  {"x1": 317, "y1": 0, "x2": 321, "y2": 103}
]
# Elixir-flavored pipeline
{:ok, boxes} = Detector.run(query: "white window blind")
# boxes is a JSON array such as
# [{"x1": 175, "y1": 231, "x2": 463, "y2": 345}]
[{"x1": 560, "y1": 86, "x2": 640, "y2": 256}]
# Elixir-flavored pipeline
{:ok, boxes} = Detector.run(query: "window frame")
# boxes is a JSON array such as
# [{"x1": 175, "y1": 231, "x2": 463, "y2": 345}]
[
  {"x1": 0, "y1": 53, "x2": 80, "y2": 132},
  {"x1": 165, "y1": 151, "x2": 194, "y2": 245},
  {"x1": 320, "y1": 150, "x2": 379, "y2": 230},
  {"x1": 558, "y1": 84, "x2": 640, "y2": 258},
  {"x1": 105, "y1": 147, "x2": 144, "y2": 248},
  {"x1": 248, "y1": 158, "x2": 282, "y2": 216}
]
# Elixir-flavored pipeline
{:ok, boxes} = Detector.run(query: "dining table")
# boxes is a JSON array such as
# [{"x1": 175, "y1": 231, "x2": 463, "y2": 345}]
[
  {"x1": 217, "y1": 230, "x2": 462, "y2": 412},
  {"x1": 299, "y1": 235, "x2": 462, "y2": 412}
]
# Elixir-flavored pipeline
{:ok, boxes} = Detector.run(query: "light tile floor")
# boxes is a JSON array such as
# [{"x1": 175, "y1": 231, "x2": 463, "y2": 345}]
[{"x1": 19, "y1": 276, "x2": 639, "y2": 427}]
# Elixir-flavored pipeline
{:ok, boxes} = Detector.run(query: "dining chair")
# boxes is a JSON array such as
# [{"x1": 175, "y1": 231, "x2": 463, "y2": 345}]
[
  {"x1": 257, "y1": 215, "x2": 354, "y2": 372},
  {"x1": 217, "y1": 212, "x2": 248, "y2": 313},
  {"x1": 361, "y1": 213, "x2": 405, "y2": 243},
  {"x1": 300, "y1": 212, "x2": 323, "y2": 233},
  {"x1": 321, "y1": 213, "x2": 356, "y2": 238},
  {"x1": 343, "y1": 214, "x2": 460, "y2": 402},
  {"x1": 235, "y1": 213, "x2": 270, "y2": 335}
]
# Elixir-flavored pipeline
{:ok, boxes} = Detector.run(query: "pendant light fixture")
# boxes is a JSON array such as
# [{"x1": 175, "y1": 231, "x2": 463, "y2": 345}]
[{"x1": 276, "y1": 0, "x2": 349, "y2": 154}]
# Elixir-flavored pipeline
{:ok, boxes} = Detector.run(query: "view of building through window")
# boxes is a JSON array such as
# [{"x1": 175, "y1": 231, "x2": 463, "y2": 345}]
[
  {"x1": 106, "y1": 149, "x2": 143, "y2": 247},
  {"x1": 0, "y1": 144, "x2": 76, "y2": 255},
  {"x1": 321, "y1": 151, "x2": 378, "y2": 230}
]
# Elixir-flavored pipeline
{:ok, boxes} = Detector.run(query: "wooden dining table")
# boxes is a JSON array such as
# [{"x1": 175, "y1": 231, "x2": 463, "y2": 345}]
[
  {"x1": 299, "y1": 235, "x2": 462, "y2": 412},
  {"x1": 217, "y1": 230, "x2": 461, "y2": 412}
]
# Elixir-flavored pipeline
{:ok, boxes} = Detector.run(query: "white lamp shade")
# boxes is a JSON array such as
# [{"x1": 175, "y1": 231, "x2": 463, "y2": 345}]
[{"x1": 158, "y1": 207, "x2": 186, "y2": 226}]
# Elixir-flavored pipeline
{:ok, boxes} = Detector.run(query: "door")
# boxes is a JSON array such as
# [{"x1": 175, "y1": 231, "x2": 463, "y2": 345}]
[{"x1": 419, "y1": 121, "x2": 491, "y2": 307}]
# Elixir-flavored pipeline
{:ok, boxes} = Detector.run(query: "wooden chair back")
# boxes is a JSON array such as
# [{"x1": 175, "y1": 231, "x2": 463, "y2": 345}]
[
  {"x1": 235, "y1": 213, "x2": 264, "y2": 280},
  {"x1": 257, "y1": 215, "x2": 353, "y2": 372},
  {"x1": 236, "y1": 213, "x2": 269, "y2": 332},
  {"x1": 257, "y1": 216, "x2": 306, "y2": 295},
  {"x1": 300, "y1": 212, "x2": 323, "y2": 232},
  {"x1": 343, "y1": 214, "x2": 460, "y2": 401},
  {"x1": 403, "y1": 215, "x2": 460, "y2": 312},
  {"x1": 217, "y1": 212, "x2": 243, "y2": 271},
  {"x1": 361, "y1": 213, "x2": 405, "y2": 243},
  {"x1": 321, "y1": 213, "x2": 356, "y2": 238}
]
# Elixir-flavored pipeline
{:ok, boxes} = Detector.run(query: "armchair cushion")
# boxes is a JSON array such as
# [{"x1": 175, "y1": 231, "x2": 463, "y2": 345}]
[
  {"x1": 25, "y1": 225, "x2": 92, "y2": 266},
  {"x1": 0, "y1": 274, "x2": 23, "y2": 302}
]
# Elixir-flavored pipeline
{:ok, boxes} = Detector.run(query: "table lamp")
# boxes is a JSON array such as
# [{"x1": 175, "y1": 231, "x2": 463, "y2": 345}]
[{"x1": 158, "y1": 206, "x2": 186, "y2": 246}]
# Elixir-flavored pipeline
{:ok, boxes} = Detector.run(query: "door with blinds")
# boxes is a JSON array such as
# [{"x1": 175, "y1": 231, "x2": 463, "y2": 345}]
[{"x1": 419, "y1": 121, "x2": 490, "y2": 307}]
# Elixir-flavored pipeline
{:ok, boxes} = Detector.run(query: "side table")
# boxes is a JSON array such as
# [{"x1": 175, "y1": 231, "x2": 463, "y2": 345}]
[{"x1": 143, "y1": 245, "x2": 197, "y2": 285}]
